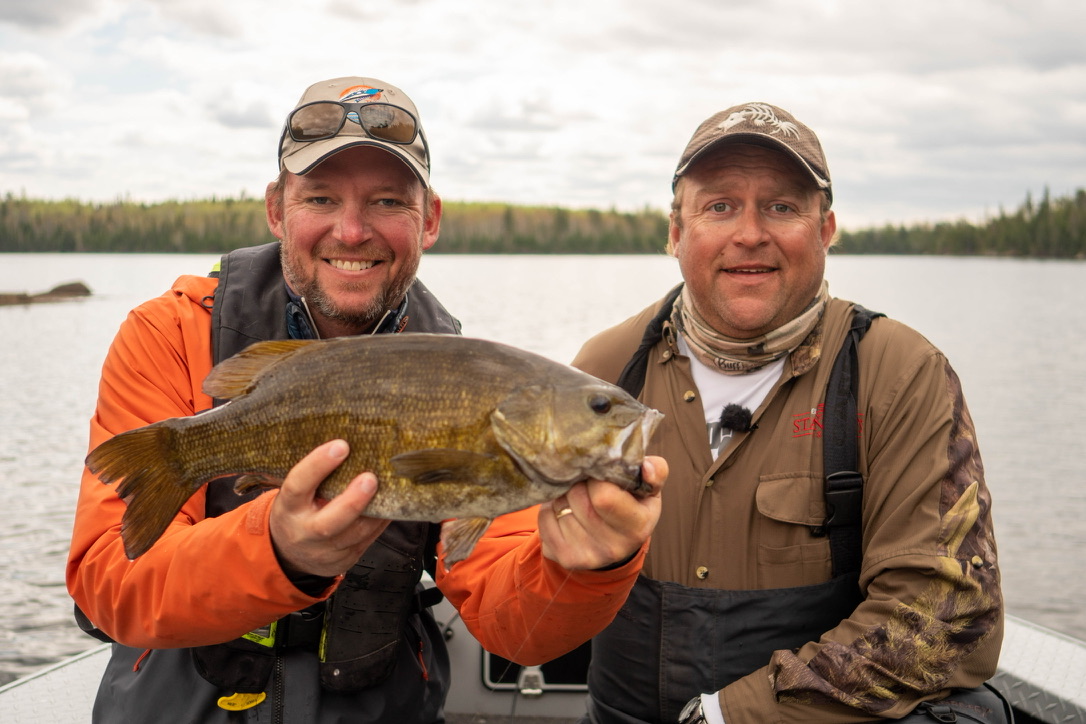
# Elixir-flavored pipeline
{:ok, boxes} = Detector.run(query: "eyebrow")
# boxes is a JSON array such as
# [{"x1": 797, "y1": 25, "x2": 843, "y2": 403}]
[
  {"x1": 691, "y1": 179, "x2": 816, "y2": 205},
  {"x1": 294, "y1": 178, "x2": 417, "y2": 196}
]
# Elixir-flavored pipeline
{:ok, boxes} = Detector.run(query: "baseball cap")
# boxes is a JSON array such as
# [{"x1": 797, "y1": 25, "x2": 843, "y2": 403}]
[
  {"x1": 278, "y1": 76, "x2": 430, "y2": 185},
  {"x1": 673, "y1": 102, "x2": 831, "y2": 203}
]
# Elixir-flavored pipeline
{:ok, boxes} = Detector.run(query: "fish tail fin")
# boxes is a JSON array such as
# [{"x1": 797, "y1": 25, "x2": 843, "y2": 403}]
[{"x1": 86, "y1": 425, "x2": 200, "y2": 559}]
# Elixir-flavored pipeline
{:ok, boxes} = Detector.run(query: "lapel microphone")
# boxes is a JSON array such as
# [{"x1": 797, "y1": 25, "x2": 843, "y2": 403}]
[{"x1": 720, "y1": 403, "x2": 755, "y2": 433}]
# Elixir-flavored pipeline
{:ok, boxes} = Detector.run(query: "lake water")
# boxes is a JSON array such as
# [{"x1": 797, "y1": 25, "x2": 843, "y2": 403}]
[{"x1": 1, "y1": 252, "x2": 1083, "y2": 686}]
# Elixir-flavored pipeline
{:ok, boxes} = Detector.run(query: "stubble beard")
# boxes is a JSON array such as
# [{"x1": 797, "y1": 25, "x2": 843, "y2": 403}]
[{"x1": 280, "y1": 245, "x2": 420, "y2": 333}]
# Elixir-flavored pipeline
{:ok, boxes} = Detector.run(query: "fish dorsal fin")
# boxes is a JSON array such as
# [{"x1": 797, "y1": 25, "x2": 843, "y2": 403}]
[
  {"x1": 391, "y1": 449, "x2": 500, "y2": 485},
  {"x1": 203, "y1": 339, "x2": 316, "y2": 400}
]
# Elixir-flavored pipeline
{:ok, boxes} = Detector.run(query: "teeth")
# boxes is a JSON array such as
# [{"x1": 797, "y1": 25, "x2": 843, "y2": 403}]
[{"x1": 330, "y1": 259, "x2": 376, "y2": 272}]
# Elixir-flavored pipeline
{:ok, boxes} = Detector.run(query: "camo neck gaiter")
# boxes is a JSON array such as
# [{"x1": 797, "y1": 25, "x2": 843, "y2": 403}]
[{"x1": 672, "y1": 280, "x2": 829, "y2": 375}]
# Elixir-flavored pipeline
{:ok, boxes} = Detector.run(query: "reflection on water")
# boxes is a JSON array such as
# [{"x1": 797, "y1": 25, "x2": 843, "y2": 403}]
[{"x1": 1, "y1": 252, "x2": 1084, "y2": 685}]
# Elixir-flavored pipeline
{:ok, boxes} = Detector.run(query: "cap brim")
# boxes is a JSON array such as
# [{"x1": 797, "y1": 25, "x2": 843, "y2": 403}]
[
  {"x1": 674, "y1": 134, "x2": 831, "y2": 200},
  {"x1": 281, "y1": 137, "x2": 429, "y2": 185}
]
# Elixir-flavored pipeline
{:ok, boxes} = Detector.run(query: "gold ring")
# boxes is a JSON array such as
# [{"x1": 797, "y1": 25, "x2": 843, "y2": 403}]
[{"x1": 555, "y1": 507, "x2": 574, "y2": 520}]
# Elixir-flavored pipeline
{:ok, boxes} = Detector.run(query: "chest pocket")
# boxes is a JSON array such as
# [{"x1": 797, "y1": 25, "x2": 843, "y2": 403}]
[{"x1": 755, "y1": 473, "x2": 832, "y2": 588}]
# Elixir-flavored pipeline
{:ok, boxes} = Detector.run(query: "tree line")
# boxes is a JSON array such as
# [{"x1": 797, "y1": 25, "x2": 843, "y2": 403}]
[
  {"x1": 834, "y1": 188, "x2": 1086, "y2": 258},
  {"x1": 1, "y1": 188, "x2": 1084, "y2": 258},
  {"x1": 0, "y1": 194, "x2": 669, "y2": 255}
]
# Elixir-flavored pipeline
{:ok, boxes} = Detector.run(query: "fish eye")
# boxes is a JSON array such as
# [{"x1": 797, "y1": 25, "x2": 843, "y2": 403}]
[{"x1": 588, "y1": 395, "x2": 612, "y2": 414}]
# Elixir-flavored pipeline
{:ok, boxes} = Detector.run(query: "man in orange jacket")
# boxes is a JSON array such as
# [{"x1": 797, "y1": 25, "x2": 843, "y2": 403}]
[{"x1": 67, "y1": 75, "x2": 665, "y2": 723}]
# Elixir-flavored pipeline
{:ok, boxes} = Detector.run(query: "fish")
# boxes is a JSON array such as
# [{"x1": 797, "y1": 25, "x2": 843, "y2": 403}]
[{"x1": 86, "y1": 334, "x2": 663, "y2": 562}]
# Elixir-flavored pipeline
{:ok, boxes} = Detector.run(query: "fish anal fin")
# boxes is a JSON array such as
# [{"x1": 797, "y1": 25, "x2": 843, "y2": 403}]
[
  {"x1": 441, "y1": 517, "x2": 493, "y2": 564},
  {"x1": 391, "y1": 449, "x2": 500, "y2": 485},
  {"x1": 203, "y1": 339, "x2": 316, "y2": 400}
]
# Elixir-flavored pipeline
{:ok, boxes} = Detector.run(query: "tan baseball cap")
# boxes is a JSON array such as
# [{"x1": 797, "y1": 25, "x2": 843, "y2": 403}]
[
  {"x1": 673, "y1": 102, "x2": 831, "y2": 203},
  {"x1": 278, "y1": 76, "x2": 430, "y2": 185}
]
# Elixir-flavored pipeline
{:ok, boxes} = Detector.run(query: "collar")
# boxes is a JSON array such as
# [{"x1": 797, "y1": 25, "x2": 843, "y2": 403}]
[{"x1": 284, "y1": 284, "x2": 409, "y2": 340}]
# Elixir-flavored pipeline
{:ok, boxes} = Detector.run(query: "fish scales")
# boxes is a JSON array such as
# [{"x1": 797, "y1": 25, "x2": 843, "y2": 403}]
[{"x1": 87, "y1": 334, "x2": 663, "y2": 560}]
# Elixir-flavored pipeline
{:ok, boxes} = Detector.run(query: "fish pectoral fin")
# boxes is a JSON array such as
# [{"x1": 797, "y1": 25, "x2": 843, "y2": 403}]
[
  {"x1": 203, "y1": 339, "x2": 316, "y2": 400},
  {"x1": 233, "y1": 473, "x2": 284, "y2": 495},
  {"x1": 391, "y1": 449, "x2": 500, "y2": 485},
  {"x1": 441, "y1": 517, "x2": 493, "y2": 564}
]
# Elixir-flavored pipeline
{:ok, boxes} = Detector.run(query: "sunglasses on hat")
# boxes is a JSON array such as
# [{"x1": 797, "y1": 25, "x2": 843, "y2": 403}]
[{"x1": 287, "y1": 101, "x2": 419, "y2": 145}]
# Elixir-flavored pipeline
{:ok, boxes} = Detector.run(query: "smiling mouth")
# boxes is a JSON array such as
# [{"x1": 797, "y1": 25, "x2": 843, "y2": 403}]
[
  {"x1": 726, "y1": 267, "x2": 774, "y2": 274},
  {"x1": 328, "y1": 259, "x2": 378, "y2": 272}
]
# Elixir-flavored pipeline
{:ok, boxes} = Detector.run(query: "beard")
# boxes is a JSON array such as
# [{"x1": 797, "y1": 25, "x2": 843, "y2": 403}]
[{"x1": 280, "y1": 244, "x2": 421, "y2": 333}]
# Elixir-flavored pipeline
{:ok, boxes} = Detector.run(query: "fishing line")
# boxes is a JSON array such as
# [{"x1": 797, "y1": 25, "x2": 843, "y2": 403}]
[{"x1": 500, "y1": 566, "x2": 574, "y2": 723}]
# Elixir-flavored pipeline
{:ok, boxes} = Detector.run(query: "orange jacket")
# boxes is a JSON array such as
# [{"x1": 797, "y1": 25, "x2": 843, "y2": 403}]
[
  {"x1": 68, "y1": 272, "x2": 644, "y2": 662},
  {"x1": 66, "y1": 274, "x2": 332, "y2": 649},
  {"x1": 435, "y1": 509, "x2": 647, "y2": 664}
]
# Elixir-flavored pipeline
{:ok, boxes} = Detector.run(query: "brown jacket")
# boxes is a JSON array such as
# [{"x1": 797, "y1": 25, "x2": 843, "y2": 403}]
[{"x1": 572, "y1": 293, "x2": 1003, "y2": 723}]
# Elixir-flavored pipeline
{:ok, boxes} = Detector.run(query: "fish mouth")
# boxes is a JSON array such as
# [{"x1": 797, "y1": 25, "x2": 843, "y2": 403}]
[
  {"x1": 628, "y1": 408, "x2": 663, "y2": 495},
  {"x1": 602, "y1": 407, "x2": 663, "y2": 495}
]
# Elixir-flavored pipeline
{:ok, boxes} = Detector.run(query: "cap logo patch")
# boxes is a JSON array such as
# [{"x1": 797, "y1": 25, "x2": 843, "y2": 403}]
[
  {"x1": 718, "y1": 103, "x2": 799, "y2": 139},
  {"x1": 339, "y1": 85, "x2": 384, "y2": 103},
  {"x1": 337, "y1": 85, "x2": 385, "y2": 127}
]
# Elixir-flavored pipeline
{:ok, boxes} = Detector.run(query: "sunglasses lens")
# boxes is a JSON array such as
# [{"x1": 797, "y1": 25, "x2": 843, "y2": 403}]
[
  {"x1": 290, "y1": 102, "x2": 346, "y2": 141},
  {"x1": 356, "y1": 104, "x2": 417, "y2": 143}
]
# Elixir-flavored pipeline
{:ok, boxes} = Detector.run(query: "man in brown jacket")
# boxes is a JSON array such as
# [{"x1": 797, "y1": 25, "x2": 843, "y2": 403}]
[{"x1": 570, "y1": 103, "x2": 1003, "y2": 723}]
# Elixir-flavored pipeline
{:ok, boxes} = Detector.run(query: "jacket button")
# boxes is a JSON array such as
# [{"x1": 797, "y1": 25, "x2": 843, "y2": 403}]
[
  {"x1": 970, "y1": 556, "x2": 984, "y2": 569},
  {"x1": 683, "y1": 390, "x2": 697, "y2": 402},
  {"x1": 696, "y1": 566, "x2": 709, "y2": 579},
  {"x1": 662, "y1": 349, "x2": 673, "y2": 361}
]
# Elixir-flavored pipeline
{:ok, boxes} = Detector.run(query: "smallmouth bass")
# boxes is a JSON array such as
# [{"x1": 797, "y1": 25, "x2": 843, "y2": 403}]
[{"x1": 86, "y1": 334, "x2": 662, "y2": 562}]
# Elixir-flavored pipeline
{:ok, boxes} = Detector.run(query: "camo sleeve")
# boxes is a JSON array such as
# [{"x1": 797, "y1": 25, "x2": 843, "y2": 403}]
[{"x1": 720, "y1": 339, "x2": 1003, "y2": 723}]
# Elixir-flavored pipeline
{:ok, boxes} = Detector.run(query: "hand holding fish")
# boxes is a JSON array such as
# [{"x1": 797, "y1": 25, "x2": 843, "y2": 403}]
[
  {"x1": 538, "y1": 455, "x2": 667, "y2": 570},
  {"x1": 269, "y1": 440, "x2": 391, "y2": 579}
]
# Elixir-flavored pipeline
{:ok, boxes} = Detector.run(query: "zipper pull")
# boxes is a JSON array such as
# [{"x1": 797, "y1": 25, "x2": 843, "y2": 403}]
[{"x1": 217, "y1": 691, "x2": 267, "y2": 711}]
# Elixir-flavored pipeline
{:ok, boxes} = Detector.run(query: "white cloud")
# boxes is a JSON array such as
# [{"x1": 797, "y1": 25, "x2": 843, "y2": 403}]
[{"x1": 0, "y1": 0, "x2": 1082, "y2": 226}]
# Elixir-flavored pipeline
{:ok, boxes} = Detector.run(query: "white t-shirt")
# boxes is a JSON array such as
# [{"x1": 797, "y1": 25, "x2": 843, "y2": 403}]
[{"x1": 677, "y1": 335, "x2": 785, "y2": 460}]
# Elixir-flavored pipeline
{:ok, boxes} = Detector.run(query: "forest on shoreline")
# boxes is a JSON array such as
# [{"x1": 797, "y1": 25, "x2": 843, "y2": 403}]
[{"x1": 1, "y1": 187, "x2": 1084, "y2": 258}]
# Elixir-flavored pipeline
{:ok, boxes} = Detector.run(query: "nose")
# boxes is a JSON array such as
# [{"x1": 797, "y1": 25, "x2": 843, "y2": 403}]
[
  {"x1": 334, "y1": 203, "x2": 373, "y2": 245},
  {"x1": 732, "y1": 206, "x2": 771, "y2": 247}
]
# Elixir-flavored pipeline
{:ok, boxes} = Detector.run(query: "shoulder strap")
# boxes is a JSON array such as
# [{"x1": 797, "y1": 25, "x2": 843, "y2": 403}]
[
  {"x1": 210, "y1": 242, "x2": 289, "y2": 367},
  {"x1": 616, "y1": 283, "x2": 683, "y2": 397},
  {"x1": 818, "y1": 304, "x2": 884, "y2": 577}
]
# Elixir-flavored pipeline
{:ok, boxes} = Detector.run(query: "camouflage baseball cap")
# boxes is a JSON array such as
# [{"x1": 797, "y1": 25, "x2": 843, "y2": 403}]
[
  {"x1": 278, "y1": 76, "x2": 430, "y2": 185},
  {"x1": 673, "y1": 102, "x2": 831, "y2": 203}
]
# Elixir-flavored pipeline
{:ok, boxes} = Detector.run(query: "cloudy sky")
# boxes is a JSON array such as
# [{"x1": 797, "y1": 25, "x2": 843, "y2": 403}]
[{"x1": 1, "y1": 0, "x2": 1083, "y2": 230}]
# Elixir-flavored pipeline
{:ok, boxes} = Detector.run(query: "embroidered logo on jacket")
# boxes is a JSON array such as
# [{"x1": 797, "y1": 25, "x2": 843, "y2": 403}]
[{"x1": 792, "y1": 404, "x2": 865, "y2": 438}]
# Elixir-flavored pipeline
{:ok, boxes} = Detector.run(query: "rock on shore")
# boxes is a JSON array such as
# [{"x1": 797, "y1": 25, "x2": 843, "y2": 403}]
[{"x1": 0, "y1": 281, "x2": 92, "y2": 306}]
